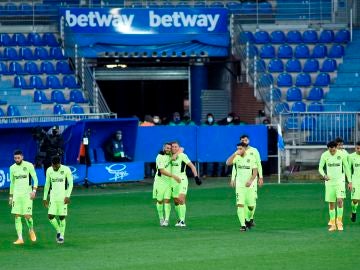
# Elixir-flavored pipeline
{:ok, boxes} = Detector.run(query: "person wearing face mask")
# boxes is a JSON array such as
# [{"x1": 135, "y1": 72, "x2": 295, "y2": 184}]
[
  {"x1": 153, "y1": 115, "x2": 162, "y2": 125},
  {"x1": 104, "y1": 130, "x2": 131, "y2": 162},
  {"x1": 180, "y1": 112, "x2": 196, "y2": 126},
  {"x1": 203, "y1": 113, "x2": 218, "y2": 126},
  {"x1": 218, "y1": 112, "x2": 236, "y2": 126},
  {"x1": 168, "y1": 112, "x2": 182, "y2": 126}
]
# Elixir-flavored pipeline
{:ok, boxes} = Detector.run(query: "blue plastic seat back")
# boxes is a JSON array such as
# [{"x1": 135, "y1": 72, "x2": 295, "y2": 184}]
[
  {"x1": 34, "y1": 90, "x2": 52, "y2": 103},
  {"x1": 311, "y1": 44, "x2": 327, "y2": 58},
  {"x1": 19, "y1": 3, "x2": 32, "y2": 15},
  {"x1": 274, "y1": 102, "x2": 290, "y2": 114},
  {"x1": 307, "y1": 101, "x2": 323, "y2": 112},
  {"x1": 285, "y1": 116, "x2": 299, "y2": 130},
  {"x1": 334, "y1": 29, "x2": 350, "y2": 43},
  {"x1": 266, "y1": 87, "x2": 282, "y2": 102},
  {"x1": 1, "y1": 33, "x2": 16, "y2": 46},
  {"x1": 241, "y1": 1, "x2": 256, "y2": 13},
  {"x1": 13, "y1": 33, "x2": 30, "y2": 46},
  {"x1": 226, "y1": 1, "x2": 242, "y2": 12},
  {"x1": 8, "y1": 61, "x2": 24, "y2": 75},
  {"x1": 307, "y1": 87, "x2": 324, "y2": 101},
  {"x1": 270, "y1": 30, "x2": 286, "y2": 44},
  {"x1": 277, "y1": 72, "x2": 293, "y2": 87},
  {"x1": 285, "y1": 59, "x2": 301, "y2": 72},
  {"x1": 295, "y1": 73, "x2": 312, "y2": 87},
  {"x1": 253, "y1": 59, "x2": 266, "y2": 72},
  {"x1": 294, "y1": 44, "x2": 310, "y2": 58},
  {"x1": 239, "y1": 31, "x2": 254, "y2": 44},
  {"x1": 63, "y1": 75, "x2": 80, "y2": 88},
  {"x1": 268, "y1": 58, "x2": 284, "y2": 72},
  {"x1": 20, "y1": 47, "x2": 36, "y2": 60},
  {"x1": 319, "y1": 30, "x2": 334, "y2": 43},
  {"x1": 328, "y1": 44, "x2": 344, "y2": 58},
  {"x1": 28, "y1": 32, "x2": 45, "y2": 46},
  {"x1": 51, "y1": 90, "x2": 68, "y2": 103},
  {"x1": 42, "y1": 32, "x2": 60, "y2": 47},
  {"x1": 320, "y1": 58, "x2": 337, "y2": 72},
  {"x1": 301, "y1": 116, "x2": 316, "y2": 130},
  {"x1": 291, "y1": 101, "x2": 306, "y2": 112},
  {"x1": 286, "y1": 87, "x2": 302, "y2": 101},
  {"x1": 53, "y1": 104, "x2": 66, "y2": 114},
  {"x1": 258, "y1": 1, "x2": 272, "y2": 14},
  {"x1": 278, "y1": 44, "x2": 293, "y2": 58},
  {"x1": 254, "y1": 30, "x2": 271, "y2": 44},
  {"x1": 302, "y1": 30, "x2": 318, "y2": 43},
  {"x1": 314, "y1": 72, "x2": 330, "y2": 86},
  {"x1": 70, "y1": 89, "x2": 87, "y2": 103},
  {"x1": 286, "y1": 30, "x2": 302, "y2": 43},
  {"x1": 258, "y1": 73, "x2": 274, "y2": 86},
  {"x1": 29, "y1": 75, "x2": 46, "y2": 89},
  {"x1": 35, "y1": 47, "x2": 50, "y2": 60},
  {"x1": 41, "y1": 61, "x2": 57, "y2": 74},
  {"x1": 56, "y1": 61, "x2": 73, "y2": 74},
  {"x1": 47, "y1": 75, "x2": 63, "y2": 89},
  {"x1": 303, "y1": 59, "x2": 319, "y2": 72},
  {"x1": 0, "y1": 62, "x2": 9, "y2": 74},
  {"x1": 260, "y1": 44, "x2": 275, "y2": 58},
  {"x1": 70, "y1": 104, "x2": 85, "y2": 114},
  {"x1": 4, "y1": 47, "x2": 20, "y2": 60},
  {"x1": 7, "y1": 105, "x2": 20, "y2": 116},
  {"x1": 50, "y1": 47, "x2": 67, "y2": 60},
  {"x1": 14, "y1": 75, "x2": 28, "y2": 88}
]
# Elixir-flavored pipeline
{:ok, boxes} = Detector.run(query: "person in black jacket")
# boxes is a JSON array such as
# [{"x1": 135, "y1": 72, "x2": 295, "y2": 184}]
[{"x1": 104, "y1": 130, "x2": 131, "y2": 162}]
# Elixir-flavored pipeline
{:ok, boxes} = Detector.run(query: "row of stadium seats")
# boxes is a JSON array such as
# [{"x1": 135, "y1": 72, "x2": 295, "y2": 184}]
[
  {"x1": 14, "y1": 75, "x2": 80, "y2": 90},
  {"x1": 0, "y1": 103, "x2": 86, "y2": 116},
  {"x1": 0, "y1": 60, "x2": 73, "y2": 75},
  {"x1": 0, "y1": 32, "x2": 60, "y2": 47},
  {"x1": 259, "y1": 72, "x2": 331, "y2": 87},
  {"x1": 33, "y1": 89, "x2": 88, "y2": 104},
  {"x1": 241, "y1": 29, "x2": 350, "y2": 44},
  {"x1": 267, "y1": 86, "x2": 324, "y2": 102},
  {"x1": 0, "y1": 47, "x2": 66, "y2": 61}
]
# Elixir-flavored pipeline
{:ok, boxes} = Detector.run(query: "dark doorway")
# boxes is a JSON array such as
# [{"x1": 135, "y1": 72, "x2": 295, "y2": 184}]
[{"x1": 98, "y1": 80, "x2": 188, "y2": 121}]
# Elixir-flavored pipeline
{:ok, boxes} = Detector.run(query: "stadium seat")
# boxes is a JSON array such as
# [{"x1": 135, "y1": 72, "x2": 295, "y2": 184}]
[
  {"x1": 303, "y1": 59, "x2": 319, "y2": 72},
  {"x1": 302, "y1": 30, "x2": 318, "y2": 43},
  {"x1": 63, "y1": 75, "x2": 80, "y2": 88},
  {"x1": 56, "y1": 61, "x2": 73, "y2": 74},
  {"x1": 334, "y1": 29, "x2": 350, "y2": 43},
  {"x1": 41, "y1": 61, "x2": 57, "y2": 74},
  {"x1": 253, "y1": 59, "x2": 266, "y2": 72},
  {"x1": 70, "y1": 89, "x2": 88, "y2": 103},
  {"x1": 42, "y1": 32, "x2": 60, "y2": 47},
  {"x1": 28, "y1": 32, "x2": 45, "y2": 46},
  {"x1": 7, "y1": 105, "x2": 20, "y2": 116},
  {"x1": 0, "y1": 62, "x2": 9, "y2": 75},
  {"x1": 241, "y1": 1, "x2": 256, "y2": 13},
  {"x1": 286, "y1": 87, "x2": 302, "y2": 101},
  {"x1": 320, "y1": 58, "x2": 337, "y2": 72},
  {"x1": 193, "y1": 1, "x2": 206, "y2": 8},
  {"x1": 270, "y1": 30, "x2": 286, "y2": 44},
  {"x1": 5, "y1": 3, "x2": 18, "y2": 16},
  {"x1": 0, "y1": 33, "x2": 16, "y2": 46},
  {"x1": 3, "y1": 47, "x2": 21, "y2": 60},
  {"x1": 266, "y1": 87, "x2": 282, "y2": 102},
  {"x1": 53, "y1": 104, "x2": 66, "y2": 114},
  {"x1": 274, "y1": 102, "x2": 290, "y2": 114},
  {"x1": 19, "y1": 47, "x2": 36, "y2": 60},
  {"x1": 258, "y1": 1, "x2": 272, "y2": 14},
  {"x1": 268, "y1": 58, "x2": 284, "y2": 73},
  {"x1": 46, "y1": 75, "x2": 64, "y2": 89},
  {"x1": 294, "y1": 44, "x2": 310, "y2": 58},
  {"x1": 328, "y1": 44, "x2": 344, "y2": 58},
  {"x1": 13, "y1": 33, "x2": 30, "y2": 46},
  {"x1": 258, "y1": 73, "x2": 274, "y2": 86},
  {"x1": 51, "y1": 90, "x2": 69, "y2": 104},
  {"x1": 226, "y1": 1, "x2": 242, "y2": 12},
  {"x1": 314, "y1": 72, "x2": 330, "y2": 86},
  {"x1": 8, "y1": 61, "x2": 25, "y2": 75},
  {"x1": 295, "y1": 73, "x2": 312, "y2": 87},
  {"x1": 254, "y1": 30, "x2": 271, "y2": 44},
  {"x1": 307, "y1": 101, "x2": 323, "y2": 112},
  {"x1": 291, "y1": 101, "x2": 306, "y2": 112},
  {"x1": 28, "y1": 75, "x2": 47, "y2": 89},
  {"x1": 285, "y1": 59, "x2": 302, "y2": 72},
  {"x1": 311, "y1": 44, "x2": 327, "y2": 58},
  {"x1": 70, "y1": 104, "x2": 85, "y2": 114},
  {"x1": 0, "y1": 107, "x2": 5, "y2": 116},
  {"x1": 35, "y1": 47, "x2": 51, "y2": 60},
  {"x1": 286, "y1": 30, "x2": 302, "y2": 43},
  {"x1": 95, "y1": 148, "x2": 106, "y2": 163},
  {"x1": 285, "y1": 116, "x2": 299, "y2": 130},
  {"x1": 319, "y1": 29, "x2": 334, "y2": 43},
  {"x1": 247, "y1": 45, "x2": 258, "y2": 57},
  {"x1": 50, "y1": 47, "x2": 67, "y2": 60},
  {"x1": 19, "y1": 3, "x2": 32, "y2": 16},
  {"x1": 307, "y1": 87, "x2": 324, "y2": 101},
  {"x1": 301, "y1": 116, "x2": 316, "y2": 130},
  {"x1": 278, "y1": 44, "x2": 293, "y2": 58},
  {"x1": 239, "y1": 31, "x2": 254, "y2": 44},
  {"x1": 260, "y1": 44, "x2": 275, "y2": 58},
  {"x1": 34, "y1": 90, "x2": 53, "y2": 104},
  {"x1": 277, "y1": 73, "x2": 293, "y2": 87},
  {"x1": 14, "y1": 75, "x2": 32, "y2": 89}
]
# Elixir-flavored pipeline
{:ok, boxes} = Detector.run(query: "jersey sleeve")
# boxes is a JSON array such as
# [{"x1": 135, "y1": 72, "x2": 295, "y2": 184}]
[
  {"x1": 254, "y1": 149, "x2": 263, "y2": 178},
  {"x1": 318, "y1": 152, "x2": 326, "y2": 177},
  {"x1": 9, "y1": 166, "x2": 14, "y2": 195},
  {"x1": 182, "y1": 153, "x2": 191, "y2": 165},
  {"x1": 343, "y1": 155, "x2": 351, "y2": 183},
  {"x1": 66, "y1": 167, "x2": 74, "y2": 197},
  {"x1": 43, "y1": 168, "x2": 51, "y2": 200},
  {"x1": 28, "y1": 163, "x2": 39, "y2": 189},
  {"x1": 231, "y1": 164, "x2": 236, "y2": 180}
]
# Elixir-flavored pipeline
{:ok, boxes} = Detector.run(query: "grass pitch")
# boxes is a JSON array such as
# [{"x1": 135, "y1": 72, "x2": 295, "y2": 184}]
[{"x1": 0, "y1": 179, "x2": 358, "y2": 270}]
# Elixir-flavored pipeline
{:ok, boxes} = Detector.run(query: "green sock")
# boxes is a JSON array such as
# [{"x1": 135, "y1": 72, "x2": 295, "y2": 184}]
[
  {"x1": 351, "y1": 202, "x2": 358, "y2": 213},
  {"x1": 25, "y1": 217, "x2": 34, "y2": 230},
  {"x1": 329, "y1": 208, "x2": 336, "y2": 220},
  {"x1": 59, "y1": 219, "x2": 66, "y2": 237},
  {"x1": 237, "y1": 207, "x2": 245, "y2": 227},
  {"x1": 175, "y1": 205, "x2": 180, "y2": 220},
  {"x1": 337, "y1": 207, "x2": 343, "y2": 219},
  {"x1": 179, "y1": 204, "x2": 186, "y2": 222},
  {"x1": 164, "y1": 203, "x2": 171, "y2": 221},
  {"x1": 15, "y1": 217, "x2": 23, "y2": 239},
  {"x1": 49, "y1": 218, "x2": 60, "y2": 233},
  {"x1": 250, "y1": 205, "x2": 256, "y2": 219},
  {"x1": 156, "y1": 202, "x2": 164, "y2": 220}
]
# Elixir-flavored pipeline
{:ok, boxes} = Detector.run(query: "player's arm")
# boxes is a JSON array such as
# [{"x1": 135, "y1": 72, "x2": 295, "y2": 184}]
[
  {"x1": 43, "y1": 170, "x2": 50, "y2": 207},
  {"x1": 159, "y1": 168, "x2": 181, "y2": 183},
  {"x1": 343, "y1": 156, "x2": 352, "y2": 190},
  {"x1": 318, "y1": 154, "x2": 329, "y2": 180},
  {"x1": 9, "y1": 167, "x2": 14, "y2": 206},
  {"x1": 254, "y1": 149, "x2": 264, "y2": 186},
  {"x1": 246, "y1": 167, "x2": 258, "y2": 187},
  {"x1": 29, "y1": 164, "x2": 38, "y2": 199},
  {"x1": 64, "y1": 168, "x2": 74, "y2": 204},
  {"x1": 226, "y1": 150, "x2": 239, "y2": 166},
  {"x1": 186, "y1": 161, "x2": 202, "y2": 185},
  {"x1": 230, "y1": 164, "x2": 236, "y2": 188}
]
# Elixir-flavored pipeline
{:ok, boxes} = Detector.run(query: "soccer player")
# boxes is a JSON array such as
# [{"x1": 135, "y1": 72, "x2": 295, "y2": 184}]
[
  {"x1": 348, "y1": 141, "x2": 360, "y2": 222},
  {"x1": 152, "y1": 142, "x2": 181, "y2": 226},
  {"x1": 239, "y1": 134, "x2": 264, "y2": 228},
  {"x1": 318, "y1": 141, "x2": 352, "y2": 231},
  {"x1": 9, "y1": 149, "x2": 39, "y2": 245},
  {"x1": 170, "y1": 141, "x2": 201, "y2": 227},
  {"x1": 43, "y1": 155, "x2": 73, "y2": 244},
  {"x1": 226, "y1": 142, "x2": 258, "y2": 232}
]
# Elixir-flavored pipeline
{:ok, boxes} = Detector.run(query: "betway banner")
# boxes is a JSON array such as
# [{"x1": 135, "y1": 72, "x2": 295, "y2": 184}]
[{"x1": 61, "y1": 8, "x2": 228, "y2": 34}]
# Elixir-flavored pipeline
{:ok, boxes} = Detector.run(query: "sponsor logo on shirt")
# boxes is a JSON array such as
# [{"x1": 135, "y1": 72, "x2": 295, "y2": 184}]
[
  {"x1": 328, "y1": 163, "x2": 341, "y2": 167},
  {"x1": 237, "y1": 165, "x2": 251, "y2": 169},
  {"x1": 14, "y1": 175, "x2": 28, "y2": 180},
  {"x1": 52, "y1": 178, "x2": 64, "y2": 183}
]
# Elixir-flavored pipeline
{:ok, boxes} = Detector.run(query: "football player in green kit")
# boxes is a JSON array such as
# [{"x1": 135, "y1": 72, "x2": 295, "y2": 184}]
[
  {"x1": 9, "y1": 149, "x2": 39, "y2": 245},
  {"x1": 226, "y1": 142, "x2": 258, "y2": 232},
  {"x1": 348, "y1": 141, "x2": 360, "y2": 222},
  {"x1": 318, "y1": 141, "x2": 352, "y2": 231},
  {"x1": 43, "y1": 156, "x2": 73, "y2": 244}
]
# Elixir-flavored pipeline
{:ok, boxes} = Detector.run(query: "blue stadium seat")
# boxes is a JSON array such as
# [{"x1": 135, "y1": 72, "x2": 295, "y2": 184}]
[
  {"x1": 41, "y1": 61, "x2": 57, "y2": 74},
  {"x1": 302, "y1": 30, "x2": 318, "y2": 43},
  {"x1": 51, "y1": 90, "x2": 69, "y2": 104},
  {"x1": 258, "y1": 73, "x2": 274, "y2": 86},
  {"x1": 193, "y1": 1, "x2": 206, "y2": 8},
  {"x1": 19, "y1": 47, "x2": 36, "y2": 60},
  {"x1": 19, "y1": 3, "x2": 32, "y2": 16},
  {"x1": 34, "y1": 90, "x2": 53, "y2": 104},
  {"x1": 63, "y1": 75, "x2": 80, "y2": 88},
  {"x1": 50, "y1": 47, "x2": 67, "y2": 60},
  {"x1": 42, "y1": 32, "x2": 60, "y2": 47},
  {"x1": 320, "y1": 58, "x2": 337, "y2": 72},
  {"x1": 286, "y1": 30, "x2": 302, "y2": 43},
  {"x1": 14, "y1": 76, "x2": 29, "y2": 89},
  {"x1": 226, "y1": 1, "x2": 242, "y2": 12},
  {"x1": 277, "y1": 44, "x2": 293, "y2": 58},
  {"x1": 254, "y1": 59, "x2": 266, "y2": 72},
  {"x1": 307, "y1": 101, "x2": 323, "y2": 112},
  {"x1": 28, "y1": 75, "x2": 47, "y2": 89},
  {"x1": 303, "y1": 59, "x2": 319, "y2": 72},
  {"x1": 266, "y1": 87, "x2": 282, "y2": 102},
  {"x1": 274, "y1": 102, "x2": 290, "y2": 114},
  {"x1": 0, "y1": 33, "x2": 16, "y2": 46},
  {"x1": 258, "y1": 1, "x2": 272, "y2": 14},
  {"x1": 301, "y1": 116, "x2": 316, "y2": 130},
  {"x1": 241, "y1": 1, "x2": 256, "y2": 13},
  {"x1": 70, "y1": 104, "x2": 85, "y2": 114},
  {"x1": 294, "y1": 44, "x2": 310, "y2": 58},
  {"x1": 53, "y1": 104, "x2": 66, "y2": 114},
  {"x1": 8, "y1": 61, "x2": 25, "y2": 75},
  {"x1": 314, "y1": 72, "x2": 330, "y2": 86},
  {"x1": 0, "y1": 62, "x2": 9, "y2": 75},
  {"x1": 13, "y1": 33, "x2": 30, "y2": 46},
  {"x1": 334, "y1": 29, "x2": 350, "y2": 43},
  {"x1": 268, "y1": 58, "x2": 284, "y2": 73},
  {"x1": 5, "y1": 3, "x2": 18, "y2": 16},
  {"x1": 307, "y1": 87, "x2": 324, "y2": 101},
  {"x1": 70, "y1": 89, "x2": 88, "y2": 103},
  {"x1": 270, "y1": 30, "x2": 286, "y2": 44},
  {"x1": 28, "y1": 32, "x2": 45, "y2": 46},
  {"x1": 56, "y1": 61, "x2": 73, "y2": 74},
  {"x1": 319, "y1": 29, "x2": 334, "y2": 43},
  {"x1": 260, "y1": 44, "x2": 275, "y2": 58},
  {"x1": 0, "y1": 107, "x2": 5, "y2": 116},
  {"x1": 4, "y1": 47, "x2": 21, "y2": 60},
  {"x1": 7, "y1": 105, "x2": 20, "y2": 116},
  {"x1": 328, "y1": 44, "x2": 344, "y2": 58},
  {"x1": 295, "y1": 73, "x2": 312, "y2": 87},
  {"x1": 291, "y1": 101, "x2": 306, "y2": 112},
  {"x1": 311, "y1": 44, "x2": 327, "y2": 58},
  {"x1": 277, "y1": 72, "x2": 293, "y2": 87},
  {"x1": 254, "y1": 31, "x2": 271, "y2": 44},
  {"x1": 46, "y1": 75, "x2": 64, "y2": 89},
  {"x1": 239, "y1": 31, "x2": 254, "y2": 43},
  {"x1": 247, "y1": 45, "x2": 258, "y2": 57},
  {"x1": 35, "y1": 47, "x2": 51, "y2": 60},
  {"x1": 286, "y1": 87, "x2": 302, "y2": 101},
  {"x1": 285, "y1": 116, "x2": 299, "y2": 130},
  {"x1": 285, "y1": 59, "x2": 301, "y2": 72}
]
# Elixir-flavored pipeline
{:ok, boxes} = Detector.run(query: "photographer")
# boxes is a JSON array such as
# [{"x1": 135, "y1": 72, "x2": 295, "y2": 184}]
[{"x1": 40, "y1": 126, "x2": 64, "y2": 175}]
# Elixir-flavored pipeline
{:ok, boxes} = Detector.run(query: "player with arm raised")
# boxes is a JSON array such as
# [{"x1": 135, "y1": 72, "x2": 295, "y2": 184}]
[
  {"x1": 43, "y1": 155, "x2": 73, "y2": 244},
  {"x1": 318, "y1": 141, "x2": 352, "y2": 231},
  {"x1": 348, "y1": 141, "x2": 360, "y2": 222},
  {"x1": 226, "y1": 142, "x2": 258, "y2": 232},
  {"x1": 9, "y1": 149, "x2": 39, "y2": 245}
]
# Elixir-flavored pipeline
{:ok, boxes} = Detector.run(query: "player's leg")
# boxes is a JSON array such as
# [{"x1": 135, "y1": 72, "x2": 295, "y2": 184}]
[
  {"x1": 14, "y1": 215, "x2": 24, "y2": 244},
  {"x1": 163, "y1": 183, "x2": 172, "y2": 226},
  {"x1": 171, "y1": 180, "x2": 181, "y2": 225},
  {"x1": 325, "y1": 185, "x2": 337, "y2": 231},
  {"x1": 48, "y1": 201, "x2": 61, "y2": 241},
  {"x1": 177, "y1": 178, "x2": 188, "y2": 227},
  {"x1": 245, "y1": 188, "x2": 256, "y2": 229},
  {"x1": 153, "y1": 179, "x2": 165, "y2": 225},
  {"x1": 335, "y1": 184, "x2": 346, "y2": 231},
  {"x1": 351, "y1": 183, "x2": 359, "y2": 222},
  {"x1": 24, "y1": 197, "x2": 36, "y2": 242},
  {"x1": 236, "y1": 188, "x2": 247, "y2": 231},
  {"x1": 11, "y1": 197, "x2": 24, "y2": 244},
  {"x1": 58, "y1": 216, "x2": 66, "y2": 243}
]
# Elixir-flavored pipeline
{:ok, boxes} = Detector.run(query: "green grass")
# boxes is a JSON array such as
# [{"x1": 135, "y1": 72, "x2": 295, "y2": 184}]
[{"x1": 0, "y1": 179, "x2": 359, "y2": 270}]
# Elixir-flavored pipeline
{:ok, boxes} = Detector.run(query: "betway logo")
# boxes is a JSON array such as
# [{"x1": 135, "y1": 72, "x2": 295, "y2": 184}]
[
  {"x1": 65, "y1": 10, "x2": 134, "y2": 27},
  {"x1": 149, "y1": 11, "x2": 220, "y2": 31}
]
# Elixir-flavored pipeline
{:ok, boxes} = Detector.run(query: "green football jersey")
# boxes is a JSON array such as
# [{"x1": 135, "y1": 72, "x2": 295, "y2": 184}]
[
  {"x1": 9, "y1": 161, "x2": 38, "y2": 197},
  {"x1": 348, "y1": 152, "x2": 360, "y2": 184},
  {"x1": 247, "y1": 146, "x2": 263, "y2": 178},
  {"x1": 43, "y1": 165, "x2": 73, "y2": 201},
  {"x1": 318, "y1": 150, "x2": 351, "y2": 185},
  {"x1": 155, "y1": 152, "x2": 172, "y2": 181},
  {"x1": 232, "y1": 153, "x2": 257, "y2": 187},
  {"x1": 171, "y1": 152, "x2": 191, "y2": 177}
]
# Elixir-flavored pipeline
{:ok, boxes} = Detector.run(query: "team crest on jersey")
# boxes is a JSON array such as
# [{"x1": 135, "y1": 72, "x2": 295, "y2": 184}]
[
  {"x1": 60, "y1": 171, "x2": 64, "y2": 175},
  {"x1": 247, "y1": 159, "x2": 250, "y2": 163},
  {"x1": 337, "y1": 156, "x2": 341, "y2": 160},
  {"x1": 23, "y1": 167, "x2": 27, "y2": 171}
]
